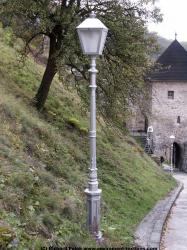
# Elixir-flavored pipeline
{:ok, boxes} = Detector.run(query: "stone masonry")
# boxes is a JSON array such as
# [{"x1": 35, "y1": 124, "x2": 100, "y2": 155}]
[
  {"x1": 151, "y1": 81, "x2": 187, "y2": 170},
  {"x1": 128, "y1": 39, "x2": 187, "y2": 171}
]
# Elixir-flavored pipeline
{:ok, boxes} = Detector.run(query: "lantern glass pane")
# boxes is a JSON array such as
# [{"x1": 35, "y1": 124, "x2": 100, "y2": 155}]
[
  {"x1": 78, "y1": 29, "x2": 101, "y2": 55},
  {"x1": 98, "y1": 30, "x2": 108, "y2": 55}
]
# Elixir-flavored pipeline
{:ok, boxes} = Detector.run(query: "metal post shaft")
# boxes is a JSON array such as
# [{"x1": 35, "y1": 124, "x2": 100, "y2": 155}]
[
  {"x1": 84, "y1": 56, "x2": 102, "y2": 240},
  {"x1": 170, "y1": 143, "x2": 174, "y2": 173}
]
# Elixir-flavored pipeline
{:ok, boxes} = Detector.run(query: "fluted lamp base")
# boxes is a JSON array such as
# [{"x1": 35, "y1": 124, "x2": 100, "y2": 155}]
[{"x1": 85, "y1": 188, "x2": 102, "y2": 240}]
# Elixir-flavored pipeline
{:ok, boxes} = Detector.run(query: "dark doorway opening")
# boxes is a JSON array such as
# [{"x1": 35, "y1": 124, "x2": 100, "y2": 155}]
[{"x1": 173, "y1": 142, "x2": 181, "y2": 169}]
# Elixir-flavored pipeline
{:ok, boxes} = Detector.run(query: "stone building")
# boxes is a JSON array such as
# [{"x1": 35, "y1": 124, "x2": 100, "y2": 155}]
[{"x1": 130, "y1": 39, "x2": 187, "y2": 171}]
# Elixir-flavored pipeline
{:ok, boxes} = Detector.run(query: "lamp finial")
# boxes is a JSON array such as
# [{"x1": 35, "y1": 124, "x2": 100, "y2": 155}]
[
  {"x1": 175, "y1": 32, "x2": 177, "y2": 40},
  {"x1": 90, "y1": 11, "x2": 96, "y2": 18}
]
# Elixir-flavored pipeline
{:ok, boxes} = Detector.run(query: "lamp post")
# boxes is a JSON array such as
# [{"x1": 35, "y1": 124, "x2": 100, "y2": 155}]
[
  {"x1": 76, "y1": 12, "x2": 108, "y2": 239},
  {"x1": 169, "y1": 135, "x2": 175, "y2": 173},
  {"x1": 145, "y1": 126, "x2": 154, "y2": 154}
]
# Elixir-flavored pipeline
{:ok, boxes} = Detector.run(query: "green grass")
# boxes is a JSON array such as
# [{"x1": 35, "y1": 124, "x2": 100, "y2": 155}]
[{"x1": 0, "y1": 26, "x2": 176, "y2": 248}]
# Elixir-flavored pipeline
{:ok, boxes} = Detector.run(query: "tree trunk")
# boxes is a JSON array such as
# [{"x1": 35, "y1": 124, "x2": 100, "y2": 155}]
[
  {"x1": 34, "y1": 34, "x2": 57, "y2": 110},
  {"x1": 34, "y1": 58, "x2": 56, "y2": 110}
]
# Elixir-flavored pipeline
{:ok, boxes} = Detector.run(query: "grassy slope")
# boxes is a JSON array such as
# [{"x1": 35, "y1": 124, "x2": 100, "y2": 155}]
[{"x1": 0, "y1": 28, "x2": 176, "y2": 249}]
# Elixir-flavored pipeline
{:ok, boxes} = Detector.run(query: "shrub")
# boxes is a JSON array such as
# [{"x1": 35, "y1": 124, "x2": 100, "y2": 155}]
[
  {"x1": 0, "y1": 225, "x2": 15, "y2": 249},
  {"x1": 3, "y1": 27, "x2": 16, "y2": 47},
  {"x1": 66, "y1": 117, "x2": 88, "y2": 135},
  {"x1": 66, "y1": 117, "x2": 80, "y2": 129}
]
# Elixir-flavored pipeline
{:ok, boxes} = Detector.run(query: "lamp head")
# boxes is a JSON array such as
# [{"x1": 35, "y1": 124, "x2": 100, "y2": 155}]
[
  {"x1": 169, "y1": 135, "x2": 175, "y2": 143},
  {"x1": 147, "y1": 126, "x2": 153, "y2": 133},
  {"x1": 76, "y1": 12, "x2": 108, "y2": 56}
]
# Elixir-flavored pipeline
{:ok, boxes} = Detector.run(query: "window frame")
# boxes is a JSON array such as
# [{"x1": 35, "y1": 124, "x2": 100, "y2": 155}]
[{"x1": 168, "y1": 90, "x2": 174, "y2": 100}]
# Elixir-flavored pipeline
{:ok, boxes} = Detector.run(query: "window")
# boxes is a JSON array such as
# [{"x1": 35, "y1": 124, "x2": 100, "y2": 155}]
[
  {"x1": 177, "y1": 116, "x2": 181, "y2": 124},
  {"x1": 168, "y1": 91, "x2": 174, "y2": 99}
]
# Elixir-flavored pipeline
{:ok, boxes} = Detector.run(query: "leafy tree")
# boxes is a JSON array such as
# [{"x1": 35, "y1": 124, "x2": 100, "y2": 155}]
[{"x1": 0, "y1": 0, "x2": 161, "y2": 123}]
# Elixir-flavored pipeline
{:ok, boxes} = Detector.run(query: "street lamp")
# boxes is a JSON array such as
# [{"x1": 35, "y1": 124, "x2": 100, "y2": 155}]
[
  {"x1": 145, "y1": 126, "x2": 154, "y2": 154},
  {"x1": 76, "y1": 12, "x2": 108, "y2": 240},
  {"x1": 169, "y1": 135, "x2": 175, "y2": 173}
]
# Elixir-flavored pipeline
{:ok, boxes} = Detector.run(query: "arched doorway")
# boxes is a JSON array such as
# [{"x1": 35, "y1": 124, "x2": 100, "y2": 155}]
[
  {"x1": 181, "y1": 142, "x2": 187, "y2": 172},
  {"x1": 173, "y1": 142, "x2": 182, "y2": 169}
]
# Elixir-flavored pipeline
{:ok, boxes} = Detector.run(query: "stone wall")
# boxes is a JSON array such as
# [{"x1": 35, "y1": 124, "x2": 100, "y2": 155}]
[
  {"x1": 150, "y1": 81, "x2": 187, "y2": 170},
  {"x1": 126, "y1": 106, "x2": 147, "y2": 132}
]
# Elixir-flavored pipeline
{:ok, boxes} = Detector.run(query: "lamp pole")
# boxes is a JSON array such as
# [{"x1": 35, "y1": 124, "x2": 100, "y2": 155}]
[
  {"x1": 170, "y1": 142, "x2": 174, "y2": 173},
  {"x1": 84, "y1": 56, "x2": 102, "y2": 240},
  {"x1": 169, "y1": 135, "x2": 175, "y2": 173},
  {"x1": 76, "y1": 12, "x2": 108, "y2": 240}
]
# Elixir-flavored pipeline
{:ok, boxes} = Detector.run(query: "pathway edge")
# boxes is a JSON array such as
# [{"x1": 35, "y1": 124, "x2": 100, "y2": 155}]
[{"x1": 134, "y1": 180, "x2": 183, "y2": 249}]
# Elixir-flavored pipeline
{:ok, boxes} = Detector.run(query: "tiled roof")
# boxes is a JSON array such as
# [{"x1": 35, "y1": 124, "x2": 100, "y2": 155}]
[{"x1": 150, "y1": 40, "x2": 187, "y2": 81}]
